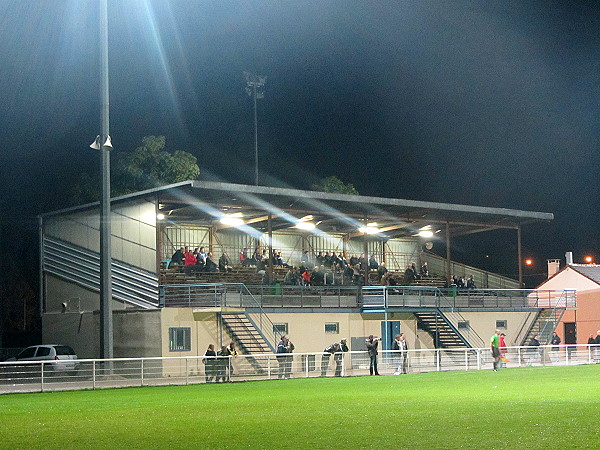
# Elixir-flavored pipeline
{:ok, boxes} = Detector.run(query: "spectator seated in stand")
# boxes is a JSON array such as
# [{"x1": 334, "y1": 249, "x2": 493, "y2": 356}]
[
  {"x1": 349, "y1": 254, "x2": 359, "y2": 266},
  {"x1": 301, "y1": 269, "x2": 312, "y2": 285},
  {"x1": 466, "y1": 275, "x2": 476, "y2": 289},
  {"x1": 369, "y1": 255, "x2": 379, "y2": 270},
  {"x1": 315, "y1": 252, "x2": 325, "y2": 267},
  {"x1": 205, "y1": 252, "x2": 218, "y2": 272},
  {"x1": 184, "y1": 248, "x2": 197, "y2": 275},
  {"x1": 300, "y1": 250, "x2": 314, "y2": 269},
  {"x1": 240, "y1": 247, "x2": 249, "y2": 266},
  {"x1": 420, "y1": 262, "x2": 429, "y2": 278},
  {"x1": 404, "y1": 265, "x2": 416, "y2": 284},
  {"x1": 219, "y1": 253, "x2": 233, "y2": 272},
  {"x1": 377, "y1": 262, "x2": 388, "y2": 281},
  {"x1": 171, "y1": 247, "x2": 185, "y2": 267},
  {"x1": 311, "y1": 267, "x2": 325, "y2": 286}
]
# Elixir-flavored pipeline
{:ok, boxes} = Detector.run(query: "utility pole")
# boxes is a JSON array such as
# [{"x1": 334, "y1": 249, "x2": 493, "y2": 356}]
[
  {"x1": 244, "y1": 71, "x2": 266, "y2": 186},
  {"x1": 90, "y1": 0, "x2": 113, "y2": 360}
]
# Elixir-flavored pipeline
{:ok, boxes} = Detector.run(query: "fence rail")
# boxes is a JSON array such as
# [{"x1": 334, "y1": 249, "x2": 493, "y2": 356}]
[
  {"x1": 160, "y1": 284, "x2": 575, "y2": 310},
  {"x1": 2, "y1": 344, "x2": 598, "y2": 395}
]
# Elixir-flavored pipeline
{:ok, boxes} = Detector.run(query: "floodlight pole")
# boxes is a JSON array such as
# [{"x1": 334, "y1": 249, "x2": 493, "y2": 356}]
[
  {"x1": 245, "y1": 72, "x2": 266, "y2": 186},
  {"x1": 99, "y1": 0, "x2": 113, "y2": 360}
]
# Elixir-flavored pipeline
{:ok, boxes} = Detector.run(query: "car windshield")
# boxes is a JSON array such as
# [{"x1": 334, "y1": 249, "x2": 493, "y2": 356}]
[
  {"x1": 55, "y1": 345, "x2": 75, "y2": 356},
  {"x1": 17, "y1": 347, "x2": 37, "y2": 358}
]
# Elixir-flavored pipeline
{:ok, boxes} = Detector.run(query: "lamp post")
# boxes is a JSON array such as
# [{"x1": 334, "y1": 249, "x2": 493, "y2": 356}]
[
  {"x1": 244, "y1": 71, "x2": 266, "y2": 186},
  {"x1": 90, "y1": 0, "x2": 113, "y2": 360}
]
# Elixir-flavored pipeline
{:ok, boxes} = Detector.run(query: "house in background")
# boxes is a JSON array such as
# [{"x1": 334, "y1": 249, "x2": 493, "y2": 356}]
[{"x1": 536, "y1": 253, "x2": 600, "y2": 345}]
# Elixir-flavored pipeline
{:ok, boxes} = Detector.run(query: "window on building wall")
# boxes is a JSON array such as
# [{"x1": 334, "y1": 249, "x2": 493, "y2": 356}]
[
  {"x1": 169, "y1": 327, "x2": 191, "y2": 352},
  {"x1": 496, "y1": 320, "x2": 507, "y2": 329},
  {"x1": 325, "y1": 323, "x2": 339, "y2": 334},
  {"x1": 458, "y1": 321, "x2": 470, "y2": 330},
  {"x1": 273, "y1": 323, "x2": 288, "y2": 336}
]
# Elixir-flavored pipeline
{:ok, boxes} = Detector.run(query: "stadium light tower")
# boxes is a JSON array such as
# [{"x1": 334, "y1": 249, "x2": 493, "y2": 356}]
[
  {"x1": 90, "y1": 0, "x2": 113, "y2": 360},
  {"x1": 244, "y1": 71, "x2": 266, "y2": 186}
]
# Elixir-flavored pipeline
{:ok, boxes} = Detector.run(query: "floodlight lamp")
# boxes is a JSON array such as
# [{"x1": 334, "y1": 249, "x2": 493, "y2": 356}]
[
  {"x1": 585, "y1": 256, "x2": 594, "y2": 264},
  {"x1": 156, "y1": 213, "x2": 165, "y2": 220},
  {"x1": 220, "y1": 213, "x2": 244, "y2": 226},
  {"x1": 358, "y1": 225, "x2": 380, "y2": 235},
  {"x1": 525, "y1": 258, "x2": 533, "y2": 266},
  {"x1": 295, "y1": 221, "x2": 316, "y2": 231},
  {"x1": 418, "y1": 230, "x2": 434, "y2": 238}
]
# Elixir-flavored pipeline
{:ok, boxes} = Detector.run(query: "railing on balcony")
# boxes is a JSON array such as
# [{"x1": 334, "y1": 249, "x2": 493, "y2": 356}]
[{"x1": 159, "y1": 284, "x2": 576, "y2": 311}]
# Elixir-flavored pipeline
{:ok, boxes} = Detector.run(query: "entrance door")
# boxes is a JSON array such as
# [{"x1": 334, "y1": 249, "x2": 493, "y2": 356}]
[
  {"x1": 381, "y1": 321, "x2": 401, "y2": 351},
  {"x1": 564, "y1": 322, "x2": 577, "y2": 345}
]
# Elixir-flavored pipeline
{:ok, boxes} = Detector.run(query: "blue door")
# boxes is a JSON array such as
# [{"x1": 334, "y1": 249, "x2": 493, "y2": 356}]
[{"x1": 381, "y1": 321, "x2": 401, "y2": 350}]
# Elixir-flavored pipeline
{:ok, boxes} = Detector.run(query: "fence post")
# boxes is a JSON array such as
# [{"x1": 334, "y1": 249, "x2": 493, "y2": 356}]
[
  {"x1": 93, "y1": 360, "x2": 96, "y2": 390},
  {"x1": 517, "y1": 347, "x2": 522, "y2": 367},
  {"x1": 40, "y1": 362, "x2": 45, "y2": 393},
  {"x1": 141, "y1": 359, "x2": 144, "y2": 387},
  {"x1": 186, "y1": 358, "x2": 189, "y2": 385},
  {"x1": 465, "y1": 349, "x2": 468, "y2": 371},
  {"x1": 476, "y1": 348, "x2": 481, "y2": 370},
  {"x1": 268, "y1": 356, "x2": 271, "y2": 379},
  {"x1": 305, "y1": 354, "x2": 309, "y2": 378},
  {"x1": 436, "y1": 350, "x2": 441, "y2": 372}
]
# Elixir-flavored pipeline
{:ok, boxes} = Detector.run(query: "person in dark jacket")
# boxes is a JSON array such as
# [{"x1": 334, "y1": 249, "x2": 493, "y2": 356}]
[
  {"x1": 216, "y1": 345, "x2": 230, "y2": 382},
  {"x1": 321, "y1": 343, "x2": 338, "y2": 377},
  {"x1": 366, "y1": 335, "x2": 380, "y2": 375},
  {"x1": 203, "y1": 344, "x2": 217, "y2": 383},
  {"x1": 334, "y1": 338, "x2": 349, "y2": 377},
  {"x1": 527, "y1": 335, "x2": 541, "y2": 366},
  {"x1": 276, "y1": 336, "x2": 294, "y2": 379}
]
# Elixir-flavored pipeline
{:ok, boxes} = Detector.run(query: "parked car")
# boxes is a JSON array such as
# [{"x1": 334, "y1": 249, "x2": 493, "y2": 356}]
[{"x1": 7, "y1": 345, "x2": 79, "y2": 373}]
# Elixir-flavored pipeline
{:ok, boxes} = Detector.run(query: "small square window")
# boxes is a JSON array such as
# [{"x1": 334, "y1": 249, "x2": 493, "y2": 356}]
[
  {"x1": 458, "y1": 321, "x2": 470, "y2": 330},
  {"x1": 496, "y1": 320, "x2": 507, "y2": 329},
  {"x1": 169, "y1": 327, "x2": 191, "y2": 352},
  {"x1": 325, "y1": 323, "x2": 339, "y2": 334},
  {"x1": 273, "y1": 323, "x2": 288, "y2": 336}
]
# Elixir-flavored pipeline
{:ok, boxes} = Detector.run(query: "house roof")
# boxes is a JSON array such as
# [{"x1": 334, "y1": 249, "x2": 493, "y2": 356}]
[
  {"x1": 568, "y1": 264, "x2": 600, "y2": 285},
  {"x1": 41, "y1": 180, "x2": 554, "y2": 239}
]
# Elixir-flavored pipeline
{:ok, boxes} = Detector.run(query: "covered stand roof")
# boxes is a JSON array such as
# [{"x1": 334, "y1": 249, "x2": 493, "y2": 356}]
[{"x1": 147, "y1": 181, "x2": 553, "y2": 239}]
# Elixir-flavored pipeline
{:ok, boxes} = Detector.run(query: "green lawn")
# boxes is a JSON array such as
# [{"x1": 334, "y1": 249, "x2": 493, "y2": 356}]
[{"x1": 2, "y1": 365, "x2": 599, "y2": 449}]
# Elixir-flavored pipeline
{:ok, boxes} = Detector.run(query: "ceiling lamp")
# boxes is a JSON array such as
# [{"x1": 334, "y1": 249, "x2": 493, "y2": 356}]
[
  {"x1": 220, "y1": 213, "x2": 244, "y2": 226},
  {"x1": 295, "y1": 221, "x2": 316, "y2": 231},
  {"x1": 358, "y1": 223, "x2": 380, "y2": 234}
]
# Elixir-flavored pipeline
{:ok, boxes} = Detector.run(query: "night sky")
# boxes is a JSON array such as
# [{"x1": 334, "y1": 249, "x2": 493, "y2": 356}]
[{"x1": 1, "y1": 0, "x2": 599, "y2": 284}]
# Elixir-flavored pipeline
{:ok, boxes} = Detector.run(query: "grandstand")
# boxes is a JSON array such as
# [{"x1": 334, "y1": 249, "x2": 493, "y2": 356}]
[{"x1": 39, "y1": 181, "x2": 572, "y2": 362}]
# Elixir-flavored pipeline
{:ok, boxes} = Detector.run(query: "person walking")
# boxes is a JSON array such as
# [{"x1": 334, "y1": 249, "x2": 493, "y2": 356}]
[
  {"x1": 490, "y1": 330, "x2": 501, "y2": 371},
  {"x1": 366, "y1": 335, "x2": 380, "y2": 375}
]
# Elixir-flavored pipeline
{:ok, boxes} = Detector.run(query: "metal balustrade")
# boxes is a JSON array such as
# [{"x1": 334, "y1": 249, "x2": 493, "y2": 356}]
[{"x1": 2, "y1": 344, "x2": 598, "y2": 395}]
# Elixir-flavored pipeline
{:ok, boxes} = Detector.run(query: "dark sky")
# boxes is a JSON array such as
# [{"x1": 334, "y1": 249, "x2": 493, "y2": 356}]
[{"x1": 1, "y1": 0, "x2": 599, "y2": 282}]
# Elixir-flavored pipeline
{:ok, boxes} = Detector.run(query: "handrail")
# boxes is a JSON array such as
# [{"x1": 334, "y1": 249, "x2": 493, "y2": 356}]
[{"x1": 434, "y1": 289, "x2": 486, "y2": 348}]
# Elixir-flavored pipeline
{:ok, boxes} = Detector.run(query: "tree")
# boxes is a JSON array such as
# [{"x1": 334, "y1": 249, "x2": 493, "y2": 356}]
[
  {"x1": 70, "y1": 136, "x2": 200, "y2": 204},
  {"x1": 311, "y1": 176, "x2": 359, "y2": 195}
]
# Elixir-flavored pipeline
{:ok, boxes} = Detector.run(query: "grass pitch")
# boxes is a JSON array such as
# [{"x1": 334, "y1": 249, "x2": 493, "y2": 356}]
[{"x1": 2, "y1": 365, "x2": 599, "y2": 449}]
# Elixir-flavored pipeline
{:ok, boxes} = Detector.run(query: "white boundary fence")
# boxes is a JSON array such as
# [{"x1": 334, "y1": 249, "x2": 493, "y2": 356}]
[{"x1": 1, "y1": 344, "x2": 599, "y2": 395}]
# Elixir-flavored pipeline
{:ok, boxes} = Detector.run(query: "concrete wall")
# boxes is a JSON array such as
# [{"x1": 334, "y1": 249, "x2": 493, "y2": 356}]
[
  {"x1": 45, "y1": 275, "x2": 125, "y2": 314},
  {"x1": 42, "y1": 309, "x2": 162, "y2": 359}
]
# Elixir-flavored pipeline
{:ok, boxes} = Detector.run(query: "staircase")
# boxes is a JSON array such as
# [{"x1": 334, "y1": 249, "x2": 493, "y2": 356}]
[
  {"x1": 521, "y1": 308, "x2": 566, "y2": 346},
  {"x1": 414, "y1": 310, "x2": 471, "y2": 349},
  {"x1": 520, "y1": 289, "x2": 572, "y2": 345},
  {"x1": 220, "y1": 313, "x2": 273, "y2": 374}
]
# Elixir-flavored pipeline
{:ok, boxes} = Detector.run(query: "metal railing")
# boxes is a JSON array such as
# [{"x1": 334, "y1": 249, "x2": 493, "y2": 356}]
[
  {"x1": 160, "y1": 284, "x2": 575, "y2": 311},
  {"x1": 2, "y1": 344, "x2": 598, "y2": 394}
]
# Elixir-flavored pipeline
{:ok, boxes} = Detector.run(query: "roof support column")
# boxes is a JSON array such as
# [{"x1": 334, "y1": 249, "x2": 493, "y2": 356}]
[
  {"x1": 445, "y1": 221, "x2": 451, "y2": 284},
  {"x1": 517, "y1": 224, "x2": 523, "y2": 288},
  {"x1": 209, "y1": 226, "x2": 215, "y2": 255},
  {"x1": 363, "y1": 234, "x2": 370, "y2": 286},
  {"x1": 267, "y1": 213, "x2": 274, "y2": 284}
]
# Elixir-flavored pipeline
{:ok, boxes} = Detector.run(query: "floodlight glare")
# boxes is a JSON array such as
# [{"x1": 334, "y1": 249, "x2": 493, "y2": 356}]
[
  {"x1": 419, "y1": 230, "x2": 434, "y2": 238},
  {"x1": 358, "y1": 225, "x2": 380, "y2": 235},
  {"x1": 295, "y1": 221, "x2": 316, "y2": 231},
  {"x1": 220, "y1": 213, "x2": 244, "y2": 226},
  {"x1": 156, "y1": 213, "x2": 165, "y2": 220}
]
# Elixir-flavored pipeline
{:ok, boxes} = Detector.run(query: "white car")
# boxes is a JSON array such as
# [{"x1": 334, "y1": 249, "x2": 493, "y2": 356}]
[{"x1": 10, "y1": 345, "x2": 79, "y2": 373}]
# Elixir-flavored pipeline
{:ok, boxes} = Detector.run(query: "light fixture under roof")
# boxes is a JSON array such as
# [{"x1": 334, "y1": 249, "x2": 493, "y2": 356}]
[
  {"x1": 295, "y1": 221, "x2": 316, "y2": 231},
  {"x1": 220, "y1": 212, "x2": 244, "y2": 226},
  {"x1": 358, "y1": 223, "x2": 380, "y2": 234}
]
